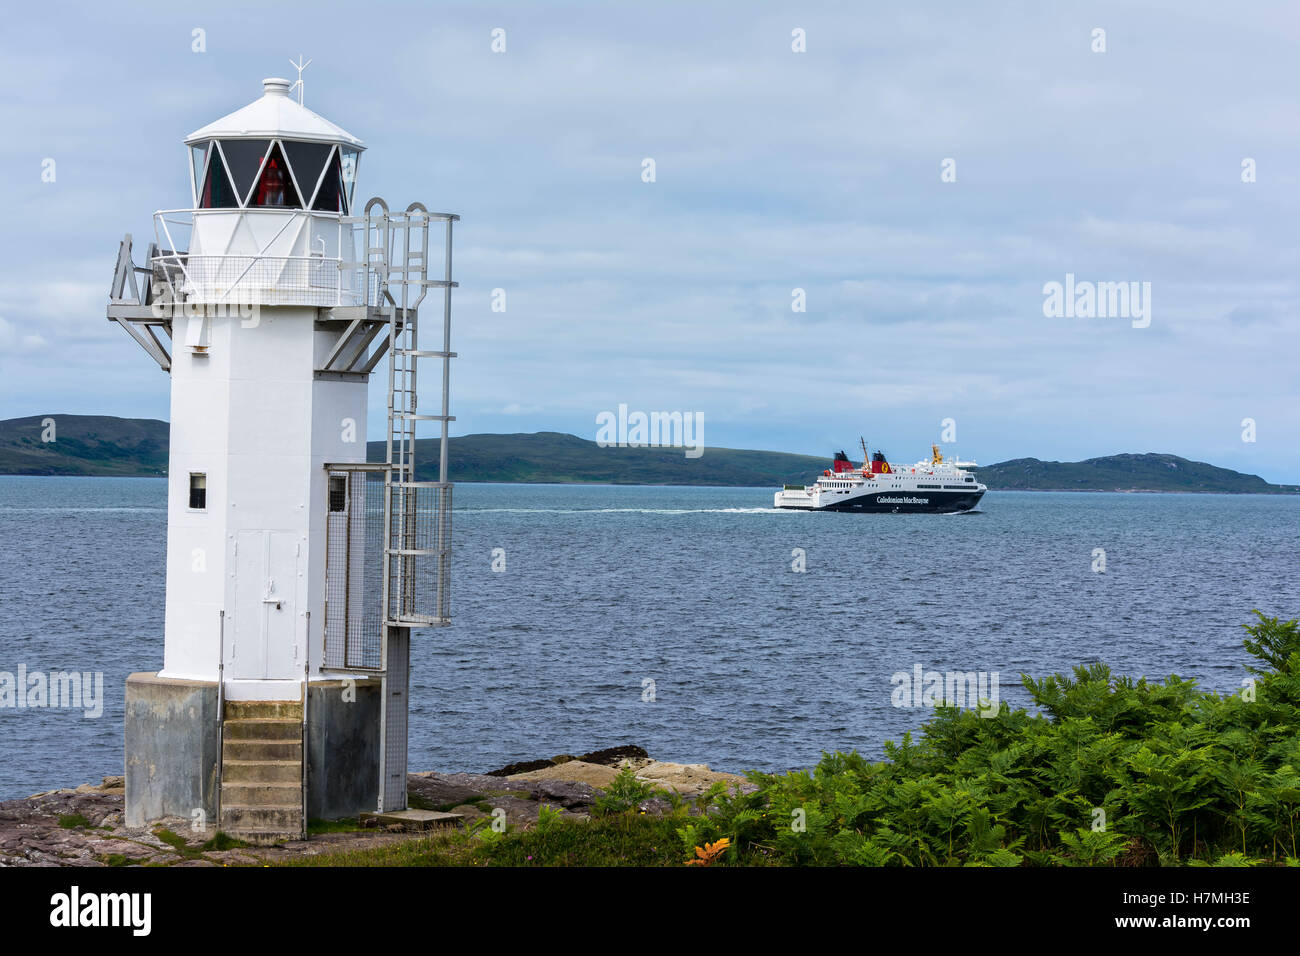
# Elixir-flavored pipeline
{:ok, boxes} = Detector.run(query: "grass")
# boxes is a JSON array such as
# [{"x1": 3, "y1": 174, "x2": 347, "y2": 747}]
[
  {"x1": 274, "y1": 813, "x2": 695, "y2": 867},
  {"x1": 153, "y1": 827, "x2": 204, "y2": 859},
  {"x1": 201, "y1": 831, "x2": 252, "y2": 851},
  {"x1": 306, "y1": 818, "x2": 365, "y2": 835},
  {"x1": 58, "y1": 813, "x2": 92, "y2": 829},
  {"x1": 407, "y1": 792, "x2": 492, "y2": 814}
]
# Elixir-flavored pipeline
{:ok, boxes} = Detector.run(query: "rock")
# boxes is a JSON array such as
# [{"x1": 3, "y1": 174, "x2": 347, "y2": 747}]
[
  {"x1": 522, "y1": 778, "x2": 599, "y2": 811},
  {"x1": 483, "y1": 744, "x2": 650, "y2": 776},
  {"x1": 407, "y1": 774, "x2": 497, "y2": 810},
  {"x1": 482, "y1": 794, "x2": 550, "y2": 827},
  {"x1": 507, "y1": 760, "x2": 622, "y2": 789},
  {"x1": 577, "y1": 745, "x2": 649, "y2": 766},
  {"x1": 449, "y1": 803, "x2": 487, "y2": 821},
  {"x1": 633, "y1": 761, "x2": 750, "y2": 795},
  {"x1": 483, "y1": 758, "x2": 555, "y2": 777},
  {"x1": 616, "y1": 756, "x2": 656, "y2": 772}
]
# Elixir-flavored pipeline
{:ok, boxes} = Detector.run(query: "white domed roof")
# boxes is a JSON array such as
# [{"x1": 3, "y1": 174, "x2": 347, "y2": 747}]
[{"x1": 185, "y1": 77, "x2": 364, "y2": 149}]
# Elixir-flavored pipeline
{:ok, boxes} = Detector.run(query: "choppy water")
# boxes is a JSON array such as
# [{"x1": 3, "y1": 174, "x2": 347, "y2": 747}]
[{"x1": 0, "y1": 476, "x2": 1296, "y2": 799}]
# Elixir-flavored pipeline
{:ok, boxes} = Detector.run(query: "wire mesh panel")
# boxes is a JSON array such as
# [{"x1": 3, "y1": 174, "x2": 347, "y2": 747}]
[
  {"x1": 176, "y1": 256, "x2": 360, "y2": 307},
  {"x1": 384, "y1": 482, "x2": 451, "y2": 627},
  {"x1": 323, "y1": 469, "x2": 385, "y2": 670}
]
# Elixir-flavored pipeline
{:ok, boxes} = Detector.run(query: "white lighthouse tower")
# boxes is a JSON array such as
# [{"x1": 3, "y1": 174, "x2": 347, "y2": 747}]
[{"x1": 108, "y1": 74, "x2": 456, "y2": 839}]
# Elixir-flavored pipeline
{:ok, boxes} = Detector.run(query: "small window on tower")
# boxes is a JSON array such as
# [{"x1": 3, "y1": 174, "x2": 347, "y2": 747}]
[
  {"x1": 189, "y1": 473, "x2": 207, "y2": 510},
  {"x1": 328, "y1": 475, "x2": 347, "y2": 513}
]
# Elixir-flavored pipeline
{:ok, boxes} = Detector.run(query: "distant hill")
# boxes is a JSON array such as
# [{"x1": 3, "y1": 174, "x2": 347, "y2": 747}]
[
  {"x1": 369, "y1": 431, "x2": 830, "y2": 486},
  {"x1": 0, "y1": 415, "x2": 168, "y2": 476},
  {"x1": 0, "y1": 417, "x2": 826, "y2": 486},
  {"x1": 971, "y1": 453, "x2": 1299, "y2": 494},
  {"x1": 0, "y1": 416, "x2": 1295, "y2": 492}
]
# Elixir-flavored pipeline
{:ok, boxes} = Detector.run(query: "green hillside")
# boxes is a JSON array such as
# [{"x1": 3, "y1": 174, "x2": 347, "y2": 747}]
[
  {"x1": 972, "y1": 453, "x2": 1299, "y2": 494},
  {"x1": 365, "y1": 431, "x2": 829, "y2": 486},
  {"x1": 0, "y1": 415, "x2": 168, "y2": 476}
]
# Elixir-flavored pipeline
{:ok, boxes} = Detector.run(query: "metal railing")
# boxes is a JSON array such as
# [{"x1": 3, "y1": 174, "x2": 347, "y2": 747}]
[{"x1": 150, "y1": 208, "x2": 384, "y2": 308}]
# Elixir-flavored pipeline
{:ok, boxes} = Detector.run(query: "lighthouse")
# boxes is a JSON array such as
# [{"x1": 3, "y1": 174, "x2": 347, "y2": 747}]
[{"x1": 107, "y1": 75, "x2": 456, "y2": 839}]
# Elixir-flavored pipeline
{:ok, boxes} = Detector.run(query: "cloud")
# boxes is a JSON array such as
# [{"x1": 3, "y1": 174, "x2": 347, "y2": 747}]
[{"x1": 0, "y1": 317, "x2": 47, "y2": 354}]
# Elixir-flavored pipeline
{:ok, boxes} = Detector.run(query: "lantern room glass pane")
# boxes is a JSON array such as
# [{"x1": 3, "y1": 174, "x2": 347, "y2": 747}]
[
  {"x1": 199, "y1": 152, "x2": 239, "y2": 208},
  {"x1": 339, "y1": 148, "x2": 359, "y2": 212},
  {"x1": 283, "y1": 140, "x2": 331, "y2": 206},
  {"x1": 311, "y1": 149, "x2": 345, "y2": 213},
  {"x1": 248, "y1": 142, "x2": 302, "y2": 209},
  {"x1": 218, "y1": 139, "x2": 271, "y2": 205},
  {"x1": 190, "y1": 143, "x2": 208, "y2": 205}
]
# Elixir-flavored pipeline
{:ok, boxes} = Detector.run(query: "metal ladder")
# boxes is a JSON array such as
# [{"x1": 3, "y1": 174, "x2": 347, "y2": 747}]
[{"x1": 362, "y1": 198, "x2": 458, "y2": 810}]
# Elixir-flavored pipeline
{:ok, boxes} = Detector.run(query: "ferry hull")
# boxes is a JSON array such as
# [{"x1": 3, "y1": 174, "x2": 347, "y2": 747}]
[
  {"x1": 774, "y1": 489, "x2": 985, "y2": 513},
  {"x1": 821, "y1": 489, "x2": 984, "y2": 513}
]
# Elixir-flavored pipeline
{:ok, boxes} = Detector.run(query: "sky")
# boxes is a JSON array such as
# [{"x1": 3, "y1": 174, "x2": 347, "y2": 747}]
[{"x1": 1, "y1": 0, "x2": 1297, "y2": 480}]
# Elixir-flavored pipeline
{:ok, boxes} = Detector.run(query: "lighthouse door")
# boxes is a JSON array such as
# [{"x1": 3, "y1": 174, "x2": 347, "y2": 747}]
[{"x1": 231, "y1": 530, "x2": 301, "y2": 681}]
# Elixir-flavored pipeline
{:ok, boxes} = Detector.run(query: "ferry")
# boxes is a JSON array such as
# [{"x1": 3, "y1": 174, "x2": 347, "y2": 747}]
[{"x1": 774, "y1": 440, "x2": 986, "y2": 513}]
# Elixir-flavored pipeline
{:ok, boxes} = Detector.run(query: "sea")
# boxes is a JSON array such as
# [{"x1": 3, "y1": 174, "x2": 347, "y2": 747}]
[{"x1": 0, "y1": 475, "x2": 1296, "y2": 800}]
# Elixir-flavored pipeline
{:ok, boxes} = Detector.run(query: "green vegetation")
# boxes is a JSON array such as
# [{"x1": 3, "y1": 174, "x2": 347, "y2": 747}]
[
  {"x1": 57, "y1": 813, "x2": 92, "y2": 829},
  {"x1": 199, "y1": 831, "x2": 251, "y2": 851},
  {"x1": 591, "y1": 767, "x2": 666, "y2": 815},
  {"x1": 152, "y1": 827, "x2": 207, "y2": 860},
  {"x1": 0, "y1": 415, "x2": 166, "y2": 476},
  {"x1": 305, "y1": 818, "x2": 365, "y2": 835},
  {"x1": 972, "y1": 453, "x2": 1298, "y2": 494},
  {"x1": 679, "y1": 611, "x2": 1300, "y2": 866},
  {"x1": 276, "y1": 813, "x2": 691, "y2": 867}
]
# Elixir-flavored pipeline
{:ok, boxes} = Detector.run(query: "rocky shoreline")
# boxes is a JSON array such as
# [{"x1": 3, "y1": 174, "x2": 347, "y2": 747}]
[{"x1": 0, "y1": 749, "x2": 751, "y2": 867}]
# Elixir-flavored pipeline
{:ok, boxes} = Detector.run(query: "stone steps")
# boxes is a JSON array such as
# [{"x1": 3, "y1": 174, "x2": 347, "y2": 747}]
[
  {"x1": 223, "y1": 759, "x2": 301, "y2": 784},
  {"x1": 224, "y1": 718, "x2": 301, "y2": 740},
  {"x1": 220, "y1": 701, "x2": 304, "y2": 844},
  {"x1": 225, "y1": 700, "x2": 303, "y2": 720},
  {"x1": 223, "y1": 738, "x2": 302, "y2": 762}
]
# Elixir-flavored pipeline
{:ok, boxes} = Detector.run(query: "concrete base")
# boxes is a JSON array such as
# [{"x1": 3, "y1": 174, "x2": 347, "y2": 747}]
[
  {"x1": 124, "y1": 673, "x2": 220, "y2": 828},
  {"x1": 306, "y1": 678, "x2": 382, "y2": 820},
  {"x1": 125, "y1": 672, "x2": 385, "y2": 829}
]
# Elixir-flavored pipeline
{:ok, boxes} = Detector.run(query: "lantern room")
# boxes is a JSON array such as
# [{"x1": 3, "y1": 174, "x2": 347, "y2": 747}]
[
  {"x1": 186, "y1": 77, "x2": 361, "y2": 214},
  {"x1": 161, "y1": 78, "x2": 367, "y2": 304}
]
